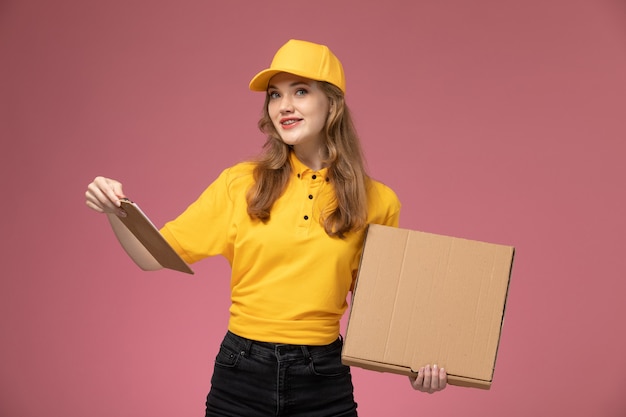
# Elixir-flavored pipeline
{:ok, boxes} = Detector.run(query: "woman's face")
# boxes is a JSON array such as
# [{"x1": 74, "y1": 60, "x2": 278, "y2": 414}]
[{"x1": 267, "y1": 72, "x2": 331, "y2": 152}]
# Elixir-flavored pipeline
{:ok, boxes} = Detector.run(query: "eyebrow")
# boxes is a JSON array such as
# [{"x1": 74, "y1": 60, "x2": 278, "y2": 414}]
[{"x1": 267, "y1": 81, "x2": 312, "y2": 90}]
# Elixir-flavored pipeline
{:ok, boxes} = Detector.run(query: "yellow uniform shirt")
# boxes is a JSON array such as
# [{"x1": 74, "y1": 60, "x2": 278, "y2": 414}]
[{"x1": 160, "y1": 152, "x2": 401, "y2": 345}]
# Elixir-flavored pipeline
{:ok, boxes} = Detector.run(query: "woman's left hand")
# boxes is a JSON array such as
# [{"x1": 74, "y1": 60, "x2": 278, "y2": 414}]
[{"x1": 409, "y1": 364, "x2": 447, "y2": 393}]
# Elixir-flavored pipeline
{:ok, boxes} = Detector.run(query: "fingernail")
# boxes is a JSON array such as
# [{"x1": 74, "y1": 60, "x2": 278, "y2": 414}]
[{"x1": 118, "y1": 209, "x2": 127, "y2": 218}]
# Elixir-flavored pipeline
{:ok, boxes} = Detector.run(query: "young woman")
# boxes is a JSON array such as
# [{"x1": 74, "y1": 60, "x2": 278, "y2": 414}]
[{"x1": 86, "y1": 39, "x2": 447, "y2": 416}]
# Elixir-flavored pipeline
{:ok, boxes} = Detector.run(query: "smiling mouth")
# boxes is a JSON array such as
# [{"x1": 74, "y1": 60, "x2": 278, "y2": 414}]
[{"x1": 281, "y1": 118, "x2": 302, "y2": 126}]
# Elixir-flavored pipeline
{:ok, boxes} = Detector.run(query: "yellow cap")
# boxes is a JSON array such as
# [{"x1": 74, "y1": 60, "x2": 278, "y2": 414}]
[{"x1": 249, "y1": 39, "x2": 346, "y2": 93}]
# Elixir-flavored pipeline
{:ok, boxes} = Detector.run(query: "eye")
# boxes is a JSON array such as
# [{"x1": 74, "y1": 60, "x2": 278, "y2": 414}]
[
  {"x1": 268, "y1": 91, "x2": 280, "y2": 99},
  {"x1": 295, "y1": 88, "x2": 308, "y2": 96}
]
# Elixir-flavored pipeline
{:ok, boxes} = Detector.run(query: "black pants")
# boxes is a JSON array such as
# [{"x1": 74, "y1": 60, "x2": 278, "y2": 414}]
[{"x1": 205, "y1": 331, "x2": 358, "y2": 417}]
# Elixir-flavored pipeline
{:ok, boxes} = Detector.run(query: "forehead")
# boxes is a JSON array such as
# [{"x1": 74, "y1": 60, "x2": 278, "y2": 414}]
[{"x1": 268, "y1": 72, "x2": 317, "y2": 89}]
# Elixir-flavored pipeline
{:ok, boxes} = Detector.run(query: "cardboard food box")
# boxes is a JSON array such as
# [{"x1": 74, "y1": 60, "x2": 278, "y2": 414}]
[{"x1": 342, "y1": 224, "x2": 514, "y2": 389}]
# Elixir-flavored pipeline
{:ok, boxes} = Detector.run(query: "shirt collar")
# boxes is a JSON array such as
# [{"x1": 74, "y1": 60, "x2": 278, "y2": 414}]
[{"x1": 289, "y1": 151, "x2": 329, "y2": 180}]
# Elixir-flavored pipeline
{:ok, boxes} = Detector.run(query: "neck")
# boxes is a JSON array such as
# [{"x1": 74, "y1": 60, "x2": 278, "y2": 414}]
[{"x1": 293, "y1": 145, "x2": 325, "y2": 171}]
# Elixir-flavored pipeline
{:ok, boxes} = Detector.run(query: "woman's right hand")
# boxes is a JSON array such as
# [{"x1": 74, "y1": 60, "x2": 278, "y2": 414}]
[{"x1": 85, "y1": 176, "x2": 127, "y2": 217}]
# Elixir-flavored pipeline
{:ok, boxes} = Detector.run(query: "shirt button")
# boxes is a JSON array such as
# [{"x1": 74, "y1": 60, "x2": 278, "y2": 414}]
[
  {"x1": 312, "y1": 175, "x2": 317, "y2": 179},
  {"x1": 308, "y1": 194, "x2": 313, "y2": 199},
  {"x1": 304, "y1": 215, "x2": 309, "y2": 220}
]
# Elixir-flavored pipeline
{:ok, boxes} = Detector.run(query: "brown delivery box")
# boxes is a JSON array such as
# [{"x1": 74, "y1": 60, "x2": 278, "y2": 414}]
[{"x1": 342, "y1": 224, "x2": 514, "y2": 389}]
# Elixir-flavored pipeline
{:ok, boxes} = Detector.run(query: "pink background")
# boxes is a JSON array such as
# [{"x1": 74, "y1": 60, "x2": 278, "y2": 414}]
[{"x1": 1, "y1": 1, "x2": 625, "y2": 416}]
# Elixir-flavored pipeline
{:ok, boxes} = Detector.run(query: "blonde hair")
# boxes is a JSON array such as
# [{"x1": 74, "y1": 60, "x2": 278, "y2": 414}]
[{"x1": 246, "y1": 82, "x2": 369, "y2": 238}]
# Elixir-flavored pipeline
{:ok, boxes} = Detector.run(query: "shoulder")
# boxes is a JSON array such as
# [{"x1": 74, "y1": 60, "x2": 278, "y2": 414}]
[
  {"x1": 214, "y1": 161, "x2": 256, "y2": 187},
  {"x1": 194, "y1": 161, "x2": 256, "y2": 203},
  {"x1": 366, "y1": 177, "x2": 402, "y2": 224},
  {"x1": 367, "y1": 178, "x2": 400, "y2": 205},
  {"x1": 222, "y1": 160, "x2": 256, "y2": 177}
]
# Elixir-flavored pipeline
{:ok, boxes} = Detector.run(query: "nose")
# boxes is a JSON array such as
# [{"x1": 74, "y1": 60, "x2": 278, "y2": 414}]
[{"x1": 279, "y1": 96, "x2": 294, "y2": 113}]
